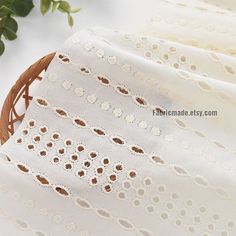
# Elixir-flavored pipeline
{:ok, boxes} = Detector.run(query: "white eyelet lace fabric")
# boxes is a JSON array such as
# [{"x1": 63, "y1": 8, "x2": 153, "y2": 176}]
[
  {"x1": 0, "y1": 19, "x2": 236, "y2": 236},
  {"x1": 142, "y1": 0, "x2": 236, "y2": 57}
]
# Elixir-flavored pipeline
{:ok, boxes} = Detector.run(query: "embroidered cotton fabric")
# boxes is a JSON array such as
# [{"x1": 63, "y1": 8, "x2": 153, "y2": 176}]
[
  {"x1": 142, "y1": 0, "x2": 236, "y2": 57},
  {"x1": 0, "y1": 11, "x2": 236, "y2": 236}
]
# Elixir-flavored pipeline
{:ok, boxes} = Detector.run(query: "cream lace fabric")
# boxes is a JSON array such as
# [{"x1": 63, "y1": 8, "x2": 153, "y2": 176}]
[
  {"x1": 143, "y1": 0, "x2": 236, "y2": 56},
  {"x1": 0, "y1": 3, "x2": 236, "y2": 235}
]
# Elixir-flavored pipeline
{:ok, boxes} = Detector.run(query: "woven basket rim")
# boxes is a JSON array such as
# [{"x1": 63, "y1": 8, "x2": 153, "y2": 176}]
[{"x1": 0, "y1": 52, "x2": 56, "y2": 144}]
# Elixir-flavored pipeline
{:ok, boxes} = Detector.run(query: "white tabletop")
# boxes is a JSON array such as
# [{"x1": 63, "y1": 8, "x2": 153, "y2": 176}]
[{"x1": 0, "y1": 0, "x2": 158, "y2": 111}]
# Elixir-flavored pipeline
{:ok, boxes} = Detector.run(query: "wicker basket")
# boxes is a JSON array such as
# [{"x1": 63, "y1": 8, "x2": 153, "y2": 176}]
[{"x1": 0, "y1": 52, "x2": 55, "y2": 145}]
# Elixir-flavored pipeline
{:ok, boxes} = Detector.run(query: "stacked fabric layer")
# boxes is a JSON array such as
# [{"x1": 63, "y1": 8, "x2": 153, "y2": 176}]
[{"x1": 0, "y1": 1, "x2": 236, "y2": 235}]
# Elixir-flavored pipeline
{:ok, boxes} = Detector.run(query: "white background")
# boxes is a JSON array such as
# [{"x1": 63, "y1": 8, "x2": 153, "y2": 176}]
[{"x1": 0, "y1": 0, "x2": 158, "y2": 110}]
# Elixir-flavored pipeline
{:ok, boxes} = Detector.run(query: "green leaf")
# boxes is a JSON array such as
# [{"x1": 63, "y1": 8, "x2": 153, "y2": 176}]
[
  {"x1": 52, "y1": 1, "x2": 59, "y2": 13},
  {"x1": 3, "y1": 26, "x2": 17, "y2": 40},
  {"x1": 0, "y1": 39, "x2": 5, "y2": 56},
  {"x1": 67, "y1": 14, "x2": 73, "y2": 27},
  {"x1": 58, "y1": 1, "x2": 71, "y2": 13},
  {"x1": 70, "y1": 7, "x2": 81, "y2": 14},
  {"x1": 0, "y1": 5, "x2": 14, "y2": 17},
  {"x1": 40, "y1": 0, "x2": 51, "y2": 15},
  {"x1": 13, "y1": 0, "x2": 34, "y2": 17},
  {"x1": 0, "y1": 0, "x2": 14, "y2": 8},
  {"x1": 5, "y1": 17, "x2": 18, "y2": 33}
]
